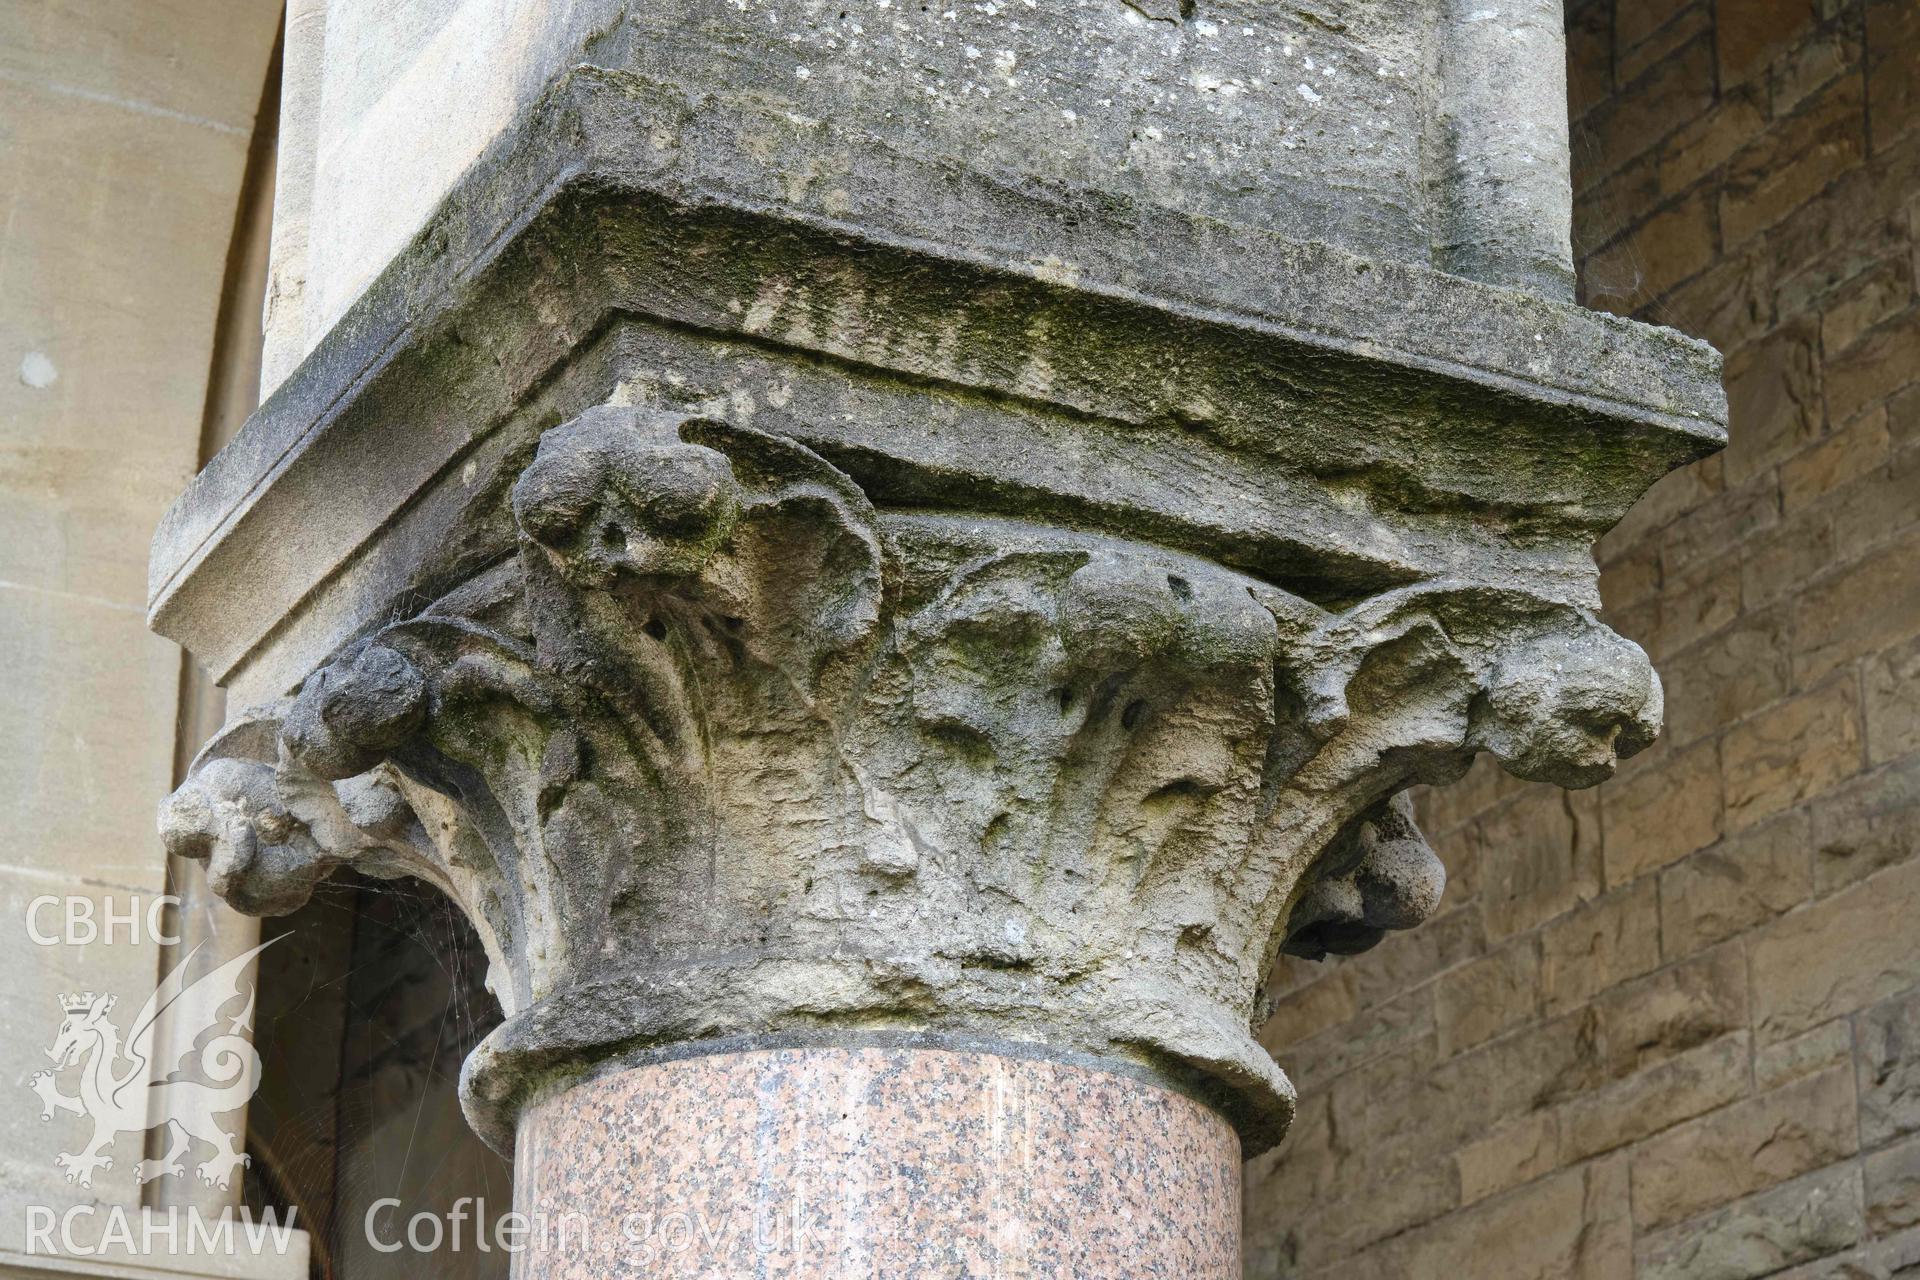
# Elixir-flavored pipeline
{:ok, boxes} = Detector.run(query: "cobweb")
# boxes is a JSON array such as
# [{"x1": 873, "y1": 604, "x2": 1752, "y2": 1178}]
[{"x1": 241, "y1": 870, "x2": 509, "y2": 1280}]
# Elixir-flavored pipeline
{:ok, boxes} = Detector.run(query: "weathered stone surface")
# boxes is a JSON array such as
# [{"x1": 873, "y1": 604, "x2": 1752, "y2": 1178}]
[
  {"x1": 1769, "y1": 1228, "x2": 1920, "y2": 1280},
  {"x1": 1576, "y1": 33, "x2": 1716, "y2": 189},
  {"x1": 1658, "y1": 810, "x2": 1813, "y2": 957},
  {"x1": 1860, "y1": 990, "x2": 1920, "y2": 1148},
  {"x1": 1414, "y1": 755, "x2": 1533, "y2": 842},
  {"x1": 1619, "y1": 6, "x2": 1713, "y2": 91},
  {"x1": 1721, "y1": 76, "x2": 1867, "y2": 248},
  {"x1": 1869, "y1": 0, "x2": 1920, "y2": 146},
  {"x1": 1630, "y1": 1067, "x2": 1858, "y2": 1230},
  {"x1": 1272, "y1": 987, "x2": 1436, "y2": 1098},
  {"x1": 1558, "y1": 1030, "x2": 1751, "y2": 1161},
  {"x1": 1867, "y1": 634, "x2": 1920, "y2": 764},
  {"x1": 1395, "y1": 1011, "x2": 1596, "y2": 1155},
  {"x1": 139, "y1": 27, "x2": 1728, "y2": 1182},
  {"x1": 1744, "y1": 502, "x2": 1838, "y2": 610},
  {"x1": 1333, "y1": 1154, "x2": 1629, "y2": 1280},
  {"x1": 1584, "y1": 188, "x2": 1718, "y2": 312},
  {"x1": 1247, "y1": 1, "x2": 1919, "y2": 1269},
  {"x1": 1637, "y1": 1164, "x2": 1865, "y2": 1280},
  {"x1": 1434, "y1": 939, "x2": 1539, "y2": 1056},
  {"x1": 301, "y1": 0, "x2": 1593, "y2": 343},
  {"x1": 1682, "y1": 85, "x2": 1773, "y2": 192},
  {"x1": 1722, "y1": 675, "x2": 1865, "y2": 831},
  {"x1": 1566, "y1": 0, "x2": 1613, "y2": 112},
  {"x1": 1614, "y1": 0, "x2": 1692, "y2": 66},
  {"x1": 1829, "y1": 437, "x2": 1920, "y2": 555},
  {"x1": 1869, "y1": 1133, "x2": 1920, "y2": 1234},
  {"x1": 1752, "y1": 858, "x2": 1920, "y2": 1043},
  {"x1": 1258, "y1": 971, "x2": 1358, "y2": 1054},
  {"x1": 1728, "y1": 310, "x2": 1812, "y2": 475},
  {"x1": 1757, "y1": 1019, "x2": 1855, "y2": 1091},
  {"x1": 1811, "y1": 754, "x2": 1920, "y2": 891},
  {"x1": 1827, "y1": 308, "x2": 1920, "y2": 427},
  {"x1": 1591, "y1": 942, "x2": 1749, "y2": 1077},
  {"x1": 1455, "y1": 1108, "x2": 1560, "y2": 1204},
  {"x1": 1650, "y1": 546, "x2": 1746, "y2": 662},
  {"x1": 1601, "y1": 738, "x2": 1723, "y2": 882},
  {"x1": 1659, "y1": 604, "x2": 1792, "y2": 746},
  {"x1": 1334, "y1": 904, "x2": 1484, "y2": 1013},
  {"x1": 1821, "y1": 261, "x2": 1914, "y2": 360},
  {"x1": 1538, "y1": 877, "x2": 1660, "y2": 1013},
  {"x1": 1480, "y1": 787, "x2": 1605, "y2": 940},
  {"x1": 1313, "y1": 1149, "x2": 1459, "y2": 1266},
  {"x1": 1665, "y1": 256, "x2": 1778, "y2": 358},
  {"x1": 1660, "y1": 475, "x2": 1780, "y2": 580},
  {"x1": 1718, "y1": 0, "x2": 1816, "y2": 84}
]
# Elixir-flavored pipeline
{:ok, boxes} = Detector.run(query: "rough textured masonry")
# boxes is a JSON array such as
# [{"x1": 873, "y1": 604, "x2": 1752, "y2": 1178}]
[
  {"x1": 1247, "y1": 1, "x2": 1920, "y2": 1275},
  {"x1": 146, "y1": 0, "x2": 1723, "y2": 1273}
]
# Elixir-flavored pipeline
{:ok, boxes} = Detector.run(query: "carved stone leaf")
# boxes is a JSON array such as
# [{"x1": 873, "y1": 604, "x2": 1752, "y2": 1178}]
[{"x1": 164, "y1": 405, "x2": 1666, "y2": 1156}]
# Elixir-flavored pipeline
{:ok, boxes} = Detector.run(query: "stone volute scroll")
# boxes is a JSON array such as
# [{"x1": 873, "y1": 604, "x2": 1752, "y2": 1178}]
[{"x1": 149, "y1": 8, "x2": 1724, "y2": 1271}]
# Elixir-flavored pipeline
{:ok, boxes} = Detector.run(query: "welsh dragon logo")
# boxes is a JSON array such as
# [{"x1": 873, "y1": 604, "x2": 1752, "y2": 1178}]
[{"x1": 28, "y1": 940, "x2": 275, "y2": 1191}]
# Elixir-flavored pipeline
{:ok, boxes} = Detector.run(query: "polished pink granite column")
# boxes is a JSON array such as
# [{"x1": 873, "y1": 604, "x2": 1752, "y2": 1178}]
[{"x1": 510, "y1": 1044, "x2": 1241, "y2": 1277}]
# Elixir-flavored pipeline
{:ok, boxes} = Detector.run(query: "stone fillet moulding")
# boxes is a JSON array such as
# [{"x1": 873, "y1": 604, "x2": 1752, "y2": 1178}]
[{"x1": 150, "y1": 51, "x2": 1726, "y2": 1176}]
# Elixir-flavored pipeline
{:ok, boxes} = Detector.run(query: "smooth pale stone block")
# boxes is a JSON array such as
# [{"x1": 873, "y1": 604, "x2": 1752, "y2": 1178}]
[
  {"x1": 0, "y1": 865, "x2": 169, "y2": 1224},
  {"x1": 0, "y1": 1201, "x2": 309, "y2": 1278},
  {"x1": 0, "y1": 587, "x2": 178, "y2": 889},
  {"x1": 0, "y1": 0, "x2": 281, "y2": 131},
  {"x1": 305, "y1": 0, "x2": 597, "y2": 339},
  {"x1": 0, "y1": 78, "x2": 253, "y2": 597},
  {"x1": 0, "y1": 489, "x2": 175, "y2": 615},
  {"x1": 290, "y1": 0, "x2": 1581, "y2": 357}
]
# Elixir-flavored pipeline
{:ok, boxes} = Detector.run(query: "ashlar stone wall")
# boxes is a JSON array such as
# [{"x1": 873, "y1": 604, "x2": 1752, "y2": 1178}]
[
  {"x1": 1246, "y1": 1, "x2": 1920, "y2": 1276},
  {"x1": 0, "y1": 0, "x2": 282, "y2": 1246}
]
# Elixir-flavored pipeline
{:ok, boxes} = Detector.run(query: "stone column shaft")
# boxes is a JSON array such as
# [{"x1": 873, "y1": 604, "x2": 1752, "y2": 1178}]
[{"x1": 514, "y1": 1043, "x2": 1241, "y2": 1275}]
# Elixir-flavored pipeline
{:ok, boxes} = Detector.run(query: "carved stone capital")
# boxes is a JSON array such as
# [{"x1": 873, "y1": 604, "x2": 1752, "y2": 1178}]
[
  {"x1": 148, "y1": 61, "x2": 1722, "y2": 1162},
  {"x1": 164, "y1": 404, "x2": 1661, "y2": 1155}
]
